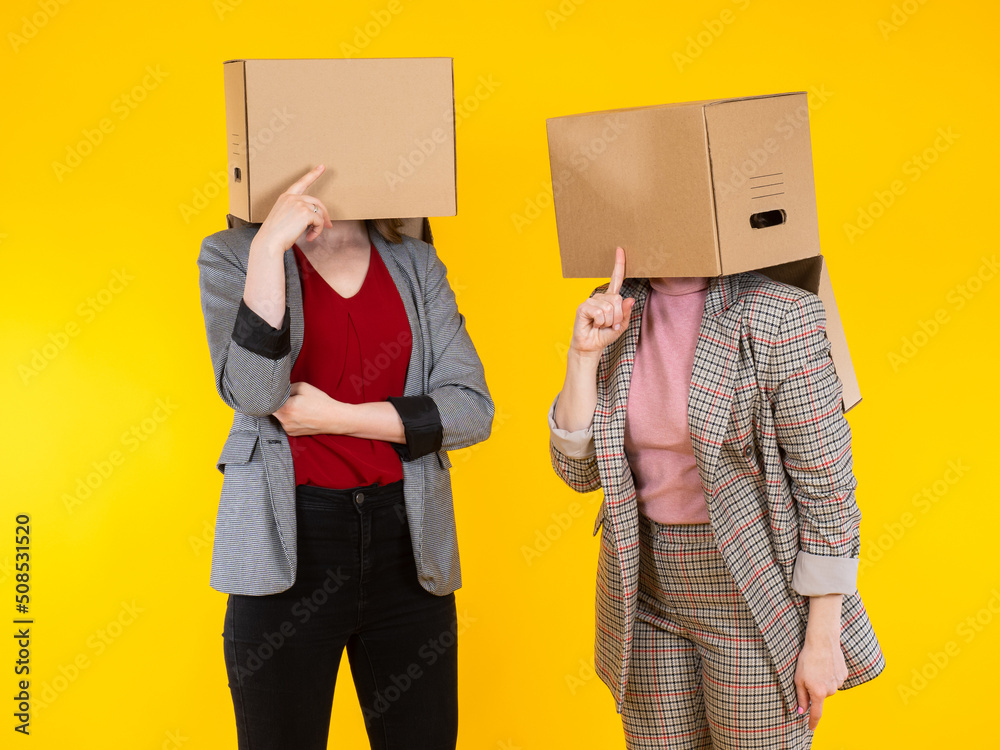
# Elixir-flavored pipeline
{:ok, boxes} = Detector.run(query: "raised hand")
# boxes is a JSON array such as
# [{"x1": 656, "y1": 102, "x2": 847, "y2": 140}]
[
  {"x1": 570, "y1": 246, "x2": 636, "y2": 357},
  {"x1": 251, "y1": 164, "x2": 335, "y2": 256}
]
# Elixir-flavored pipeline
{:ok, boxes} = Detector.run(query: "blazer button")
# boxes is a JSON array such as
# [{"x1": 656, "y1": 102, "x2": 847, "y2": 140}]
[{"x1": 743, "y1": 445, "x2": 753, "y2": 459}]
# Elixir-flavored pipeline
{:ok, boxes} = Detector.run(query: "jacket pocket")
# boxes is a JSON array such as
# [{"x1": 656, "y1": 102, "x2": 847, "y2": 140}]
[{"x1": 216, "y1": 430, "x2": 260, "y2": 473}]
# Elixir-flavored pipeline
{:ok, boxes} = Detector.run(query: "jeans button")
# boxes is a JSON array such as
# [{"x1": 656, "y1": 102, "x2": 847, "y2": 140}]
[{"x1": 355, "y1": 491, "x2": 365, "y2": 505}]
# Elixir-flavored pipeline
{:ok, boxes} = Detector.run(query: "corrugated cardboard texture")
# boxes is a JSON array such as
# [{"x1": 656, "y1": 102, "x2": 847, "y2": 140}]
[
  {"x1": 224, "y1": 58, "x2": 456, "y2": 222},
  {"x1": 547, "y1": 92, "x2": 820, "y2": 279},
  {"x1": 548, "y1": 105, "x2": 720, "y2": 277},
  {"x1": 705, "y1": 94, "x2": 821, "y2": 274},
  {"x1": 755, "y1": 255, "x2": 861, "y2": 411}
]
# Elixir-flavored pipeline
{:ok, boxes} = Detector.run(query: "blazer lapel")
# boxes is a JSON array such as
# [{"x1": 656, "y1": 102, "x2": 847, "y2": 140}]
[
  {"x1": 598, "y1": 278, "x2": 649, "y2": 526},
  {"x1": 369, "y1": 228, "x2": 424, "y2": 399},
  {"x1": 688, "y1": 274, "x2": 743, "y2": 499}
]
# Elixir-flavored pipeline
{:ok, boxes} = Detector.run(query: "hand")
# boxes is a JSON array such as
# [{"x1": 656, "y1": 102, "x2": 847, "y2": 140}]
[
  {"x1": 569, "y1": 246, "x2": 636, "y2": 357},
  {"x1": 251, "y1": 165, "x2": 334, "y2": 256},
  {"x1": 273, "y1": 381, "x2": 345, "y2": 436},
  {"x1": 794, "y1": 628, "x2": 848, "y2": 730}
]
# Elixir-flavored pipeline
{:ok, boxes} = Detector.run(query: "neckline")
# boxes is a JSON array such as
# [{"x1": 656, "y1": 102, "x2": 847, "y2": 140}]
[
  {"x1": 293, "y1": 242, "x2": 375, "y2": 301},
  {"x1": 649, "y1": 276, "x2": 710, "y2": 296}
]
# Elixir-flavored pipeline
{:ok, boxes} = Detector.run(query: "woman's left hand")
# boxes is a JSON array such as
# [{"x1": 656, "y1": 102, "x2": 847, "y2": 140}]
[
  {"x1": 794, "y1": 628, "x2": 848, "y2": 730},
  {"x1": 273, "y1": 382, "x2": 344, "y2": 436}
]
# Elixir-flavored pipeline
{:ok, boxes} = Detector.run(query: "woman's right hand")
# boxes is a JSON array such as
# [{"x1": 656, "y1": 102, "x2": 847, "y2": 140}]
[
  {"x1": 569, "y1": 246, "x2": 636, "y2": 357},
  {"x1": 250, "y1": 164, "x2": 334, "y2": 255}
]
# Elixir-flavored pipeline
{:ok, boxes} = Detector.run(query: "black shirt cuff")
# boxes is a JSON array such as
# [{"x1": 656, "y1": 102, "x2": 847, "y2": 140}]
[
  {"x1": 387, "y1": 395, "x2": 443, "y2": 461},
  {"x1": 232, "y1": 298, "x2": 291, "y2": 359}
]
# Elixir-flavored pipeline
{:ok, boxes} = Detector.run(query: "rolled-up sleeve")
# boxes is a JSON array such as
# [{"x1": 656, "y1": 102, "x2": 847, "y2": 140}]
[
  {"x1": 791, "y1": 550, "x2": 858, "y2": 596},
  {"x1": 548, "y1": 393, "x2": 602, "y2": 494},
  {"x1": 232, "y1": 298, "x2": 291, "y2": 359},
  {"x1": 768, "y1": 293, "x2": 861, "y2": 595},
  {"x1": 387, "y1": 394, "x2": 443, "y2": 461},
  {"x1": 547, "y1": 394, "x2": 596, "y2": 459},
  {"x1": 197, "y1": 231, "x2": 294, "y2": 417}
]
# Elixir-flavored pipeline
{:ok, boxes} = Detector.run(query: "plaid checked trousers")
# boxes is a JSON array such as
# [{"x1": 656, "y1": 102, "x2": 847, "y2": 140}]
[{"x1": 622, "y1": 515, "x2": 813, "y2": 749}]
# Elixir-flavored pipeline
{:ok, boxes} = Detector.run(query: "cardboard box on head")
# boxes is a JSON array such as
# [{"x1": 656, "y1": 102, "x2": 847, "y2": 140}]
[
  {"x1": 547, "y1": 92, "x2": 820, "y2": 278},
  {"x1": 223, "y1": 57, "x2": 456, "y2": 225},
  {"x1": 546, "y1": 92, "x2": 861, "y2": 410}
]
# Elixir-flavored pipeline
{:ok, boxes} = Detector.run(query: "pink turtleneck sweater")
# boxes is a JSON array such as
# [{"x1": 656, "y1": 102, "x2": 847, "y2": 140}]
[{"x1": 623, "y1": 277, "x2": 710, "y2": 524}]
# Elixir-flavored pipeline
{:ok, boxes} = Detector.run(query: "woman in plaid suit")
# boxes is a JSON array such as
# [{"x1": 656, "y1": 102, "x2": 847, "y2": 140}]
[{"x1": 548, "y1": 247, "x2": 884, "y2": 748}]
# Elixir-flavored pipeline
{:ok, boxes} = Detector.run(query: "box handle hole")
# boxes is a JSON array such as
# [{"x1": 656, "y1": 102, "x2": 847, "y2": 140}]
[{"x1": 749, "y1": 209, "x2": 786, "y2": 229}]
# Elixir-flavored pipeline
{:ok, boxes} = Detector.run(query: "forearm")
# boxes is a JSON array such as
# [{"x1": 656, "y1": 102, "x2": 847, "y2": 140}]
[
  {"x1": 805, "y1": 594, "x2": 843, "y2": 644},
  {"x1": 243, "y1": 239, "x2": 287, "y2": 329},
  {"x1": 326, "y1": 400, "x2": 406, "y2": 444},
  {"x1": 553, "y1": 349, "x2": 601, "y2": 432}
]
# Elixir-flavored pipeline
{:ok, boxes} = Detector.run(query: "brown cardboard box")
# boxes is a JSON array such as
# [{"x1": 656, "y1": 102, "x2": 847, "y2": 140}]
[
  {"x1": 755, "y1": 256, "x2": 861, "y2": 411},
  {"x1": 546, "y1": 93, "x2": 861, "y2": 409},
  {"x1": 224, "y1": 58, "x2": 456, "y2": 223},
  {"x1": 546, "y1": 92, "x2": 819, "y2": 278}
]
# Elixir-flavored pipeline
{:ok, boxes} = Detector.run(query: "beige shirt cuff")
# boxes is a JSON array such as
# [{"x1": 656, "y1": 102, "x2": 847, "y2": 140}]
[
  {"x1": 548, "y1": 394, "x2": 596, "y2": 459},
  {"x1": 791, "y1": 550, "x2": 859, "y2": 596}
]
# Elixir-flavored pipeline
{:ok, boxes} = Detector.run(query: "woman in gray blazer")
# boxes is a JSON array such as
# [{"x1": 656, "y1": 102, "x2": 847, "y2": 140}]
[{"x1": 197, "y1": 164, "x2": 493, "y2": 750}]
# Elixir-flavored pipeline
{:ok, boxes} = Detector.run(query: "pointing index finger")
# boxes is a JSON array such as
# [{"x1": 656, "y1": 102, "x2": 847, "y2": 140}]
[
  {"x1": 608, "y1": 246, "x2": 626, "y2": 295},
  {"x1": 286, "y1": 164, "x2": 325, "y2": 195}
]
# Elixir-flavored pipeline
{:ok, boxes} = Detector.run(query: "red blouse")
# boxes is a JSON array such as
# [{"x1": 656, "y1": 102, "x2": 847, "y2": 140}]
[{"x1": 288, "y1": 242, "x2": 412, "y2": 489}]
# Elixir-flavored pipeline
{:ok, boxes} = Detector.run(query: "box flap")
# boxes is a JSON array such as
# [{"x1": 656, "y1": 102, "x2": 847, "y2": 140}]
[{"x1": 754, "y1": 256, "x2": 861, "y2": 411}]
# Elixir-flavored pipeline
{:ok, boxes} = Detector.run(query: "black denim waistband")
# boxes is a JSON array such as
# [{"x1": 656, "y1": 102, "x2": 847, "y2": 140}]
[{"x1": 295, "y1": 480, "x2": 403, "y2": 509}]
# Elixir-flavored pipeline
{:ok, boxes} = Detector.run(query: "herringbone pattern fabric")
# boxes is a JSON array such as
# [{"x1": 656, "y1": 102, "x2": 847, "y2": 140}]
[{"x1": 198, "y1": 224, "x2": 493, "y2": 597}]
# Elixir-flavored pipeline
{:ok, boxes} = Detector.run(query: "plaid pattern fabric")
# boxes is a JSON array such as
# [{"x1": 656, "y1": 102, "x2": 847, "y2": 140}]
[
  {"x1": 623, "y1": 516, "x2": 812, "y2": 749},
  {"x1": 198, "y1": 223, "x2": 493, "y2": 597},
  {"x1": 550, "y1": 272, "x2": 885, "y2": 714}
]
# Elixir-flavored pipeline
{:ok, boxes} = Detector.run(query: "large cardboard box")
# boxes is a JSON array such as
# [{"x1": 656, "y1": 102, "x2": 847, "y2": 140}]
[
  {"x1": 546, "y1": 92, "x2": 819, "y2": 278},
  {"x1": 224, "y1": 58, "x2": 456, "y2": 222},
  {"x1": 547, "y1": 92, "x2": 861, "y2": 410}
]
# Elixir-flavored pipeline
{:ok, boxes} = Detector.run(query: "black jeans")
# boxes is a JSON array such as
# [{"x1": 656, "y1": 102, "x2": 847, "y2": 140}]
[{"x1": 222, "y1": 481, "x2": 458, "y2": 749}]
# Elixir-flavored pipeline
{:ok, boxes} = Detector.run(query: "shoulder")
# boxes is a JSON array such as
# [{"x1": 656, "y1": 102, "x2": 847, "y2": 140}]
[
  {"x1": 734, "y1": 271, "x2": 826, "y2": 330},
  {"x1": 198, "y1": 225, "x2": 261, "y2": 269},
  {"x1": 379, "y1": 231, "x2": 446, "y2": 280}
]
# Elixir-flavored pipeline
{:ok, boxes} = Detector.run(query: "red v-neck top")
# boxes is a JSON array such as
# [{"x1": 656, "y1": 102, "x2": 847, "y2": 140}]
[{"x1": 288, "y1": 242, "x2": 412, "y2": 489}]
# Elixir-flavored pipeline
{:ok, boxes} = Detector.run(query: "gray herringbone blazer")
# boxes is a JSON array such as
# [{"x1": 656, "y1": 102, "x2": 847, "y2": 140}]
[{"x1": 198, "y1": 222, "x2": 493, "y2": 596}]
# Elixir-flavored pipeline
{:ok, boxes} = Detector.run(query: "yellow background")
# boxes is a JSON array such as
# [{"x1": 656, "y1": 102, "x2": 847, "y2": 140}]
[{"x1": 2, "y1": 0, "x2": 998, "y2": 747}]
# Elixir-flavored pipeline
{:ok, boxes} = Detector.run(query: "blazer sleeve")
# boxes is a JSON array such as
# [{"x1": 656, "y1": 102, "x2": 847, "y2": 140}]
[
  {"x1": 548, "y1": 393, "x2": 602, "y2": 493},
  {"x1": 197, "y1": 231, "x2": 293, "y2": 417},
  {"x1": 388, "y1": 241, "x2": 493, "y2": 459},
  {"x1": 767, "y1": 293, "x2": 861, "y2": 596}
]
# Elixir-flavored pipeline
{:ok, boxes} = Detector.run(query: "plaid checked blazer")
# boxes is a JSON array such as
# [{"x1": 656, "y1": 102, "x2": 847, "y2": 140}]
[
  {"x1": 550, "y1": 272, "x2": 885, "y2": 714},
  {"x1": 198, "y1": 222, "x2": 493, "y2": 597}
]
